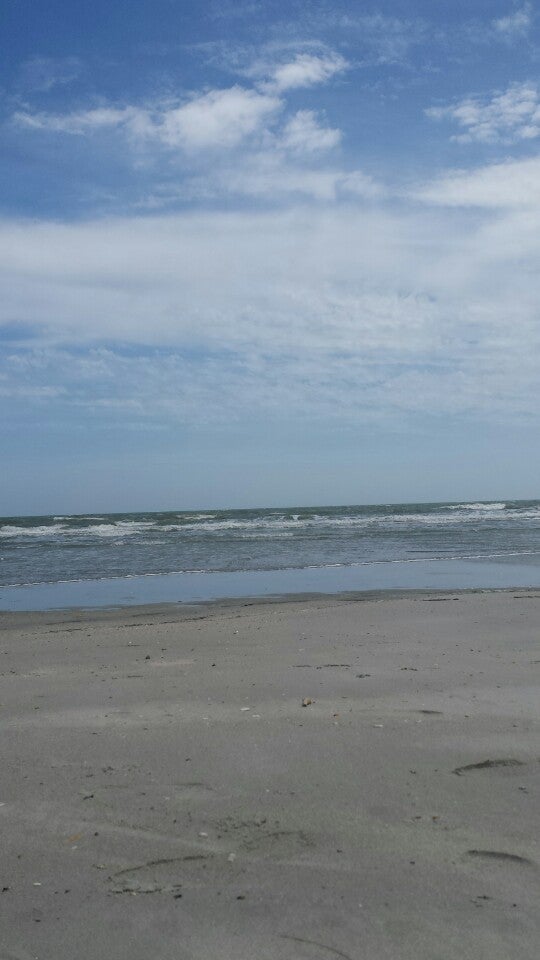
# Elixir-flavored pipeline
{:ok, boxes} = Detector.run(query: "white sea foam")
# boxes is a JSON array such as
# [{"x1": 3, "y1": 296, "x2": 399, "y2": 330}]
[
  {"x1": 81, "y1": 522, "x2": 154, "y2": 538},
  {"x1": 171, "y1": 507, "x2": 529, "y2": 534},
  {"x1": 180, "y1": 513, "x2": 216, "y2": 520},
  {"x1": 0, "y1": 524, "x2": 66, "y2": 538},
  {"x1": 448, "y1": 502, "x2": 506, "y2": 511},
  {"x1": 0, "y1": 520, "x2": 155, "y2": 539}
]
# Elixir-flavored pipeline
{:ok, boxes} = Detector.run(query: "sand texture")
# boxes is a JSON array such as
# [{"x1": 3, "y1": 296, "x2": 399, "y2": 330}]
[{"x1": 1, "y1": 590, "x2": 539, "y2": 959}]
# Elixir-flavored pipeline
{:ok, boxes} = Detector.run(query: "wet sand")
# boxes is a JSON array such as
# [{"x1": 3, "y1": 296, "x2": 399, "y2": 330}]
[{"x1": 1, "y1": 590, "x2": 539, "y2": 959}]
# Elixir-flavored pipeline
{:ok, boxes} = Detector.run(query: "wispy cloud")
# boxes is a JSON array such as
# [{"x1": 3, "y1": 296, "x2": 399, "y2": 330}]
[
  {"x1": 136, "y1": 159, "x2": 381, "y2": 205},
  {"x1": 263, "y1": 51, "x2": 348, "y2": 92},
  {"x1": 14, "y1": 105, "x2": 149, "y2": 136},
  {"x1": 14, "y1": 88, "x2": 283, "y2": 151},
  {"x1": 308, "y1": 11, "x2": 427, "y2": 66},
  {"x1": 2, "y1": 198, "x2": 540, "y2": 424},
  {"x1": 414, "y1": 155, "x2": 540, "y2": 208},
  {"x1": 493, "y1": 3, "x2": 532, "y2": 40},
  {"x1": 191, "y1": 157, "x2": 381, "y2": 201},
  {"x1": 426, "y1": 81, "x2": 540, "y2": 143},
  {"x1": 16, "y1": 55, "x2": 82, "y2": 93},
  {"x1": 280, "y1": 110, "x2": 341, "y2": 153}
]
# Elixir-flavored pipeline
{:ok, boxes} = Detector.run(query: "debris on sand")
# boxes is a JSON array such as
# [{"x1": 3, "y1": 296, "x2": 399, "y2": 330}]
[{"x1": 453, "y1": 758, "x2": 524, "y2": 776}]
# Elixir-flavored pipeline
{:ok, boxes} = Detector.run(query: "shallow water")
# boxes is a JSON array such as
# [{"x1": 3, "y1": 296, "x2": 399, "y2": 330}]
[{"x1": 1, "y1": 556, "x2": 540, "y2": 612}]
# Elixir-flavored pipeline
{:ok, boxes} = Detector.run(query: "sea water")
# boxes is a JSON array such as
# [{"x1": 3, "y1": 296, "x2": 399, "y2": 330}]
[{"x1": 1, "y1": 501, "x2": 540, "y2": 609}]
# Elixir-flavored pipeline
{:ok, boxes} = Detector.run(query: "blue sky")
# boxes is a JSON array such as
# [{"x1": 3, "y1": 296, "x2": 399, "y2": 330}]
[{"x1": 1, "y1": 1, "x2": 540, "y2": 513}]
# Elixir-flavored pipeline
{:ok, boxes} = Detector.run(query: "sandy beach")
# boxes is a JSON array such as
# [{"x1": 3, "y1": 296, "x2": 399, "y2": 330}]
[{"x1": 1, "y1": 589, "x2": 539, "y2": 960}]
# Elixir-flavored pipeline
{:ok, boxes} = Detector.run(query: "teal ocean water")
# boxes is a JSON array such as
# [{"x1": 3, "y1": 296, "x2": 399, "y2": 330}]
[{"x1": 1, "y1": 501, "x2": 540, "y2": 609}]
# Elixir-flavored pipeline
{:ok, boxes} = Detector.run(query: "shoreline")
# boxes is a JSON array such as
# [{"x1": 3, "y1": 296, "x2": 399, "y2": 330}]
[
  {"x1": 2, "y1": 554, "x2": 540, "y2": 613},
  {"x1": 2, "y1": 583, "x2": 540, "y2": 627}
]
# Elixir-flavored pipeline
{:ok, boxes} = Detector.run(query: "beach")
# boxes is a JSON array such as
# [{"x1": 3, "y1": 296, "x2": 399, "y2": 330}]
[{"x1": 1, "y1": 589, "x2": 539, "y2": 960}]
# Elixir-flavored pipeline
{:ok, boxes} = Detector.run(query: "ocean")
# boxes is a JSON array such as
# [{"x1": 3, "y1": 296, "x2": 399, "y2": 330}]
[{"x1": 1, "y1": 500, "x2": 540, "y2": 610}]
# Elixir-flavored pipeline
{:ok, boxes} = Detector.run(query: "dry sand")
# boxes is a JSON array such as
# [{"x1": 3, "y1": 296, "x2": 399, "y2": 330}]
[{"x1": 1, "y1": 589, "x2": 539, "y2": 960}]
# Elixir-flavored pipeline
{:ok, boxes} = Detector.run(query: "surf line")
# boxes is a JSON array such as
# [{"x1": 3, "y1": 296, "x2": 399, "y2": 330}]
[
  {"x1": 4, "y1": 550, "x2": 540, "y2": 589},
  {"x1": 338, "y1": 550, "x2": 540, "y2": 566}
]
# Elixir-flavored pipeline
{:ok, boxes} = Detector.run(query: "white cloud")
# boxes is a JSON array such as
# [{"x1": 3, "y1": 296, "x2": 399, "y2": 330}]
[
  {"x1": 0, "y1": 382, "x2": 66, "y2": 400},
  {"x1": 1, "y1": 200, "x2": 540, "y2": 424},
  {"x1": 11, "y1": 65, "x2": 367, "y2": 201},
  {"x1": 208, "y1": 161, "x2": 343, "y2": 200},
  {"x1": 163, "y1": 153, "x2": 382, "y2": 202},
  {"x1": 266, "y1": 52, "x2": 348, "y2": 92},
  {"x1": 14, "y1": 88, "x2": 282, "y2": 151},
  {"x1": 280, "y1": 110, "x2": 341, "y2": 152},
  {"x1": 158, "y1": 86, "x2": 282, "y2": 149},
  {"x1": 426, "y1": 81, "x2": 540, "y2": 144},
  {"x1": 12, "y1": 47, "x2": 347, "y2": 153},
  {"x1": 414, "y1": 155, "x2": 540, "y2": 208},
  {"x1": 14, "y1": 105, "x2": 152, "y2": 137},
  {"x1": 13, "y1": 73, "x2": 383, "y2": 205},
  {"x1": 493, "y1": 3, "x2": 532, "y2": 39}
]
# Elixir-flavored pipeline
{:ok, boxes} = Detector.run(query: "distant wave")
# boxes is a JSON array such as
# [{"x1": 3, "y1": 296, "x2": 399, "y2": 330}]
[
  {"x1": 54, "y1": 515, "x2": 105, "y2": 521},
  {"x1": 0, "y1": 520, "x2": 154, "y2": 539},
  {"x1": 179, "y1": 513, "x2": 216, "y2": 520},
  {"x1": 447, "y1": 502, "x2": 507, "y2": 511},
  {"x1": 0, "y1": 524, "x2": 66, "y2": 538},
  {"x1": 2, "y1": 503, "x2": 540, "y2": 540}
]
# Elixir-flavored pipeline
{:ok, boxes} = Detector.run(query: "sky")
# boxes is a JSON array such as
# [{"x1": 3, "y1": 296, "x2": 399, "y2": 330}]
[{"x1": 1, "y1": 0, "x2": 540, "y2": 514}]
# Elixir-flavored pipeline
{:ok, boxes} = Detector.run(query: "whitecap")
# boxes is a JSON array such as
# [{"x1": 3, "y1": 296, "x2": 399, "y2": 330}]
[
  {"x1": 0, "y1": 524, "x2": 66, "y2": 538},
  {"x1": 81, "y1": 522, "x2": 154, "y2": 537},
  {"x1": 179, "y1": 513, "x2": 217, "y2": 521},
  {"x1": 448, "y1": 502, "x2": 506, "y2": 511}
]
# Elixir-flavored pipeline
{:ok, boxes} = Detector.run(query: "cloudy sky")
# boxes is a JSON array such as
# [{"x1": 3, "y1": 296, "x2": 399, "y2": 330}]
[{"x1": 1, "y1": 0, "x2": 540, "y2": 513}]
